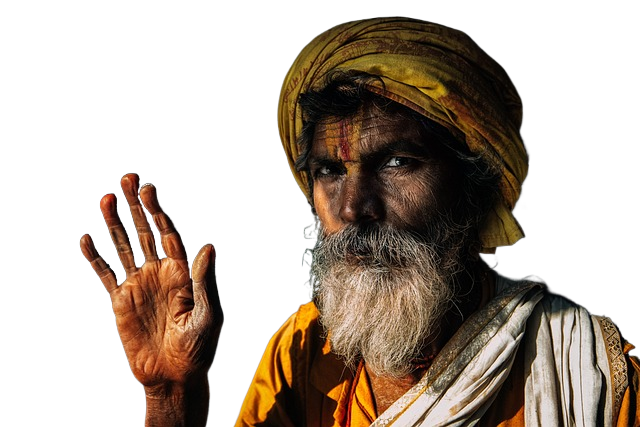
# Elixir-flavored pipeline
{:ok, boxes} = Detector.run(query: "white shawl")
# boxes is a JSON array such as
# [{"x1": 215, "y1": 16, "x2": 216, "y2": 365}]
[{"x1": 371, "y1": 277, "x2": 625, "y2": 426}]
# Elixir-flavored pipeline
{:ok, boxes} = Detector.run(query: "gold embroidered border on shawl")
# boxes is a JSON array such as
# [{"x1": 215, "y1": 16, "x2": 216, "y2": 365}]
[{"x1": 594, "y1": 315, "x2": 629, "y2": 424}]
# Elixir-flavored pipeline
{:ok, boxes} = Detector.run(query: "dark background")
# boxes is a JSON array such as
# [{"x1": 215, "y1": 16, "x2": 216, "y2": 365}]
[{"x1": 0, "y1": 0, "x2": 640, "y2": 426}]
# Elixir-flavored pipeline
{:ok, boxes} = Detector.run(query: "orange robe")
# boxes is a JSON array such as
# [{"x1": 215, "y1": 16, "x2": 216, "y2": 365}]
[{"x1": 236, "y1": 302, "x2": 640, "y2": 426}]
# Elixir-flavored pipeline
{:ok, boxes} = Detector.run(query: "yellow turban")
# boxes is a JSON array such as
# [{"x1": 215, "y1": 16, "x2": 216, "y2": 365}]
[{"x1": 278, "y1": 17, "x2": 527, "y2": 252}]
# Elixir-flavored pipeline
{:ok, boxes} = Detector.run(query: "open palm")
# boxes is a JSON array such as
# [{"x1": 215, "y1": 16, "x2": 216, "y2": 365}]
[{"x1": 81, "y1": 174, "x2": 222, "y2": 388}]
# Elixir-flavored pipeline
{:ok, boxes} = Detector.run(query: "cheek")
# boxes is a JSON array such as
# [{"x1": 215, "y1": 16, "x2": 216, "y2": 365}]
[
  {"x1": 384, "y1": 168, "x2": 451, "y2": 225},
  {"x1": 313, "y1": 182, "x2": 341, "y2": 233},
  {"x1": 387, "y1": 181, "x2": 434, "y2": 224}
]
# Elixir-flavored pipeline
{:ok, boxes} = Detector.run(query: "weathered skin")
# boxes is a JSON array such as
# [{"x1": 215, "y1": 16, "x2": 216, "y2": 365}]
[
  {"x1": 309, "y1": 104, "x2": 487, "y2": 413},
  {"x1": 81, "y1": 173, "x2": 223, "y2": 427}
]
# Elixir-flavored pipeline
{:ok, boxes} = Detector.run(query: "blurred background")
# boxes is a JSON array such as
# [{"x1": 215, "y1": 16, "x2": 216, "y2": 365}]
[{"x1": 1, "y1": 1, "x2": 638, "y2": 425}]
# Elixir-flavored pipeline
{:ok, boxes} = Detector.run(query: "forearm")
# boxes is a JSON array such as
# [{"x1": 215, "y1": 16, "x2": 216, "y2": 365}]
[{"x1": 144, "y1": 376, "x2": 209, "y2": 427}]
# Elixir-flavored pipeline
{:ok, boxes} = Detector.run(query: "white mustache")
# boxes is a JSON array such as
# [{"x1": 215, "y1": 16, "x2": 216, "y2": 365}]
[{"x1": 313, "y1": 224, "x2": 439, "y2": 270}]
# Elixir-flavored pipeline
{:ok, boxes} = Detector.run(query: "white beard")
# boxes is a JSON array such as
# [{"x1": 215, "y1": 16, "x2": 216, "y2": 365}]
[{"x1": 311, "y1": 223, "x2": 466, "y2": 377}]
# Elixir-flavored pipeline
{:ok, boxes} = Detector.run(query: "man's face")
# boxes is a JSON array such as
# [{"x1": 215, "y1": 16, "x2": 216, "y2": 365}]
[
  {"x1": 309, "y1": 102, "x2": 463, "y2": 237},
  {"x1": 307, "y1": 102, "x2": 473, "y2": 376}
]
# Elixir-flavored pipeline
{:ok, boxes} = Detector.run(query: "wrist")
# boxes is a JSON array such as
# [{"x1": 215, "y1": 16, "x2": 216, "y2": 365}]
[{"x1": 144, "y1": 376, "x2": 209, "y2": 427}]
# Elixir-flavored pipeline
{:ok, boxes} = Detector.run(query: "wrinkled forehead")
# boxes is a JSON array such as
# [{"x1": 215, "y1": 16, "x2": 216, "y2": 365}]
[{"x1": 311, "y1": 102, "x2": 427, "y2": 161}]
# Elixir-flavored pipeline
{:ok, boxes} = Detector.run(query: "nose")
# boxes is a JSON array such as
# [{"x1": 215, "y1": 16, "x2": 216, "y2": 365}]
[{"x1": 338, "y1": 173, "x2": 384, "y2": 225}]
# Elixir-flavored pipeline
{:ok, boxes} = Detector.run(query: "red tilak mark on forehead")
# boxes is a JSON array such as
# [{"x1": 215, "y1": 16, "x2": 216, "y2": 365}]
[{"x1": 339, "y1": 119, "x2": 351, "y2": 161}]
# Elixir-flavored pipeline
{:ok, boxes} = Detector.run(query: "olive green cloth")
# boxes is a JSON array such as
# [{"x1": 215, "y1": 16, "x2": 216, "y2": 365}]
[{"x1": 278, "y1": 17, "x2": 528, "y2": 252}]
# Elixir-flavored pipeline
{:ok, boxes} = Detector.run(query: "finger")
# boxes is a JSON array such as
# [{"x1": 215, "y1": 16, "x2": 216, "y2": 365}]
[
  {"x1": 191, "y1": 244, "x2": 213, "y2": 285},
  {"x1": 139, "y1": 184, "x2": 187, "y2": 262},
  {"x1": 80, "y1": 234, "x2": 118, "y2": 293},
  {"x1": 121, "y1": 173, "x2": 158, "y2": 262},
  {"x1": 192, "y1": 244, "x2": 223, "y2": 327},
  {"x1": 100, "y1": 194, "x2": 137, "y2": 275}
]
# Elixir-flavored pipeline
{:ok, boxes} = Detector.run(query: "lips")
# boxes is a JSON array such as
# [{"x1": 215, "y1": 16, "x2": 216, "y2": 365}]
[{"x1": 342, "y1": 241, "x2": 408, "y2": 270}]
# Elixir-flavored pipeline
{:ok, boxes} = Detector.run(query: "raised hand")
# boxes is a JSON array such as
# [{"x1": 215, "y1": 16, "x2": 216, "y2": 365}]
[{"x1": 81, "y1": 173, "x2": 222, "y2": 426}]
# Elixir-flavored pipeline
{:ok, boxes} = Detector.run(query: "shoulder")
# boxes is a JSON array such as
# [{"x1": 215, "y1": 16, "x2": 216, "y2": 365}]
[
  {"x1": 496, "y1": 274, "x2": 639, "y2": 424},
  {"x1": 493, "y1": 273, "x2": 533, "y2": 296},
  {"x1": 257, "y1": 301, "x2": 324, "y2": 374},
  {"x1": 293, "y1": 301, "x2": 322, "y2": 335},
  {"x1": 236, "y1": 302, "x2": 325, "y2": 426},
  {"x1": 268, "y1": 301, "x2": 324, "y2": 358}
]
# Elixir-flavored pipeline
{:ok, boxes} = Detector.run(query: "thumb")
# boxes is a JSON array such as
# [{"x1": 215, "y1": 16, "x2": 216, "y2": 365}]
[
  {"x1": 192, "y1": 244, "x2": 214, "y2": 284},
  {"x1": 191, "y1": 244, "x2": 223, "y2": 330}
]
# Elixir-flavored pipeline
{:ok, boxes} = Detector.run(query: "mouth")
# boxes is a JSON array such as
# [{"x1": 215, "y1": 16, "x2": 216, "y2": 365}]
[
  {"x1": 343, "y1": 252, "x2": 373, "y2": 265},
  {"x1": 342, "y1": 239, "x2": 377, "y2": 260}
]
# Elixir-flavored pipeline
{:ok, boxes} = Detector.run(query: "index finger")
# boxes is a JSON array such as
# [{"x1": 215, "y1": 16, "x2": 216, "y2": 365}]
[{"x1": 80, "y1": 234, "x2": 118, "y2": 293}]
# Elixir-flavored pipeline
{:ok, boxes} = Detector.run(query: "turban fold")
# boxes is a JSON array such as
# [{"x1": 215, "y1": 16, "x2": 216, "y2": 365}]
[{"x1": 278, "y1": 17, "x2": 528, "y2": 252}]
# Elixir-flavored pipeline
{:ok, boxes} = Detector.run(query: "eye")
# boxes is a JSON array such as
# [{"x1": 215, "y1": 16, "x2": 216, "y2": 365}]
[
  {"x1": 313, "y1": 164, "x2": 344, "y2": 179},
  {"x1": 317, "y1": 166, "x2": 332, "y2": 176},
  {"x1": 383, "y1": 157, "x2": 412, "y2": 168}
]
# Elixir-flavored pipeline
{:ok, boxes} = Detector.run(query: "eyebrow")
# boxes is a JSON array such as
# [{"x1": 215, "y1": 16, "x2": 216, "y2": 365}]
[
  {"x1": 360, "y1": 138, "x2": 431, "y2": 163},
  {"x1": 361, "y1": 139, "x2": 431, "y2": 168},
  {"x1": 307, "y1": 137, "x2": 433, "y2": 166}
]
